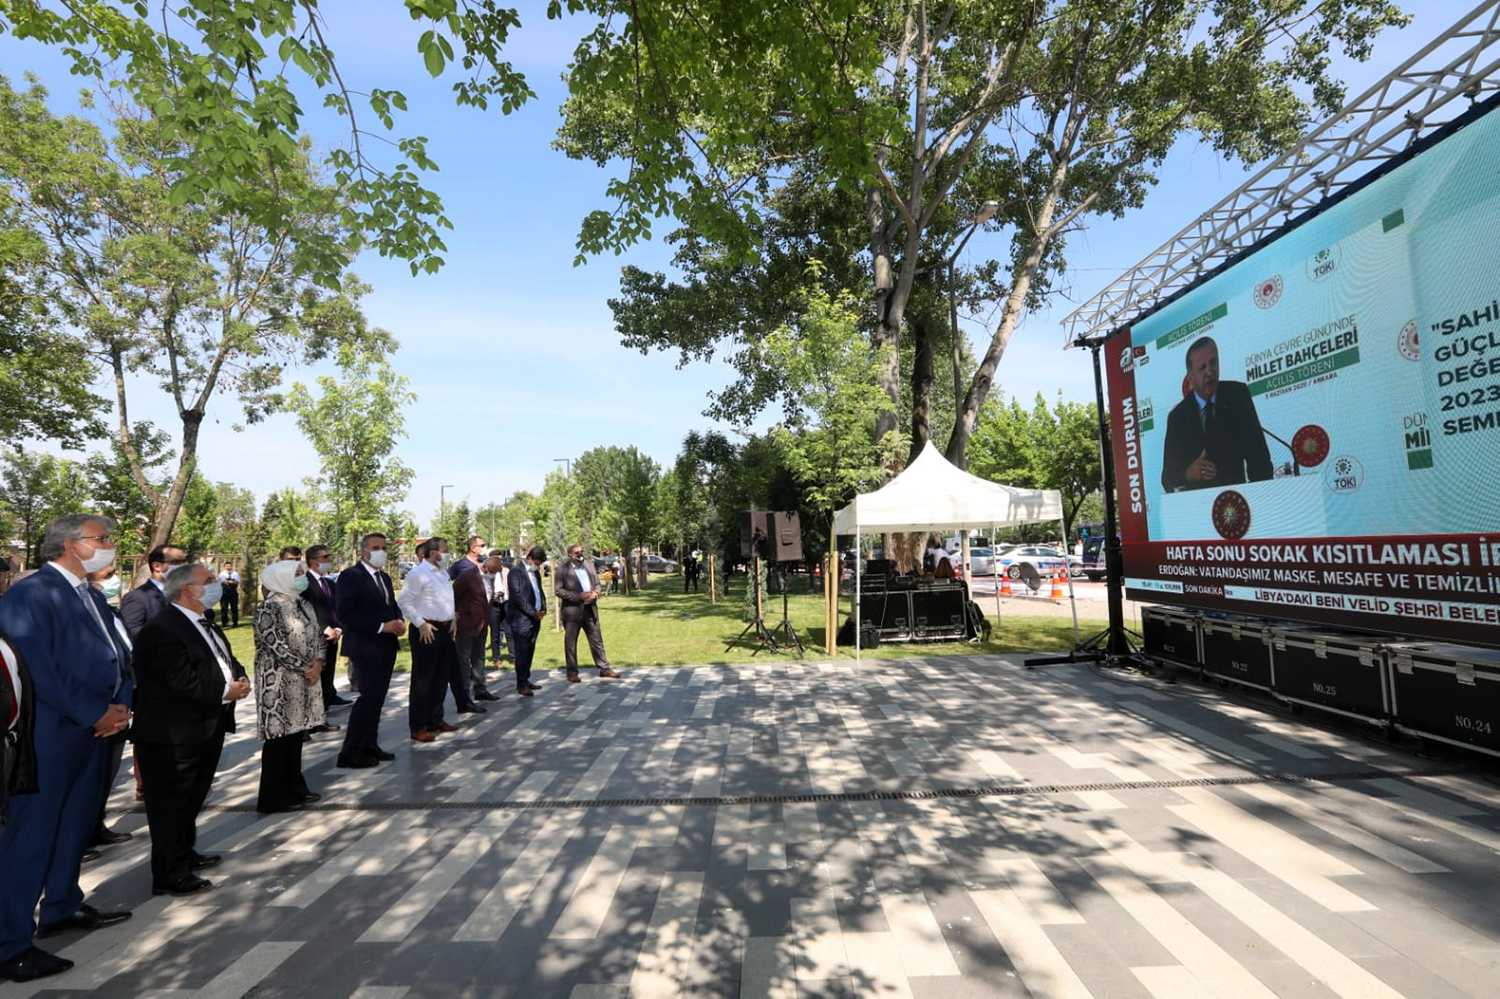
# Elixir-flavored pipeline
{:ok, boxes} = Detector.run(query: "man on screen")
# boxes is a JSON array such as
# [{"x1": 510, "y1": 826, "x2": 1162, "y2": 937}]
[{"x1": 1160, "y1": 336, "x2": 1274, "y2": 491}]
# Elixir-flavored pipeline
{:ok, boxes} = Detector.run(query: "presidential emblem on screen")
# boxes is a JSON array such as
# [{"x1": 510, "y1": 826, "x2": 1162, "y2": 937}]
[
  {"x1": 1324, "y1": 455, "x2": 1365, "y2": 493},
  {"x1": 1253, "y1": 275, "x2": 1283, "y2": 309},
  {"x1": 1211, "y1": 490, "x2": 1251, "y2": 540},
  {"x1": 1398, "y1": 318, "x2": 1420, "y2": 361},
  {"x1": 1292, "y1": 424, "x2": 1331, "y2": 468}
]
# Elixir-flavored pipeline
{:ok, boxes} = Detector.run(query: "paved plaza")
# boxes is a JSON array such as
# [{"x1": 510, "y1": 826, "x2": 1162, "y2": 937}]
[{"x1": 19, "y1": 655, "x2": 1500, "y2": 998}]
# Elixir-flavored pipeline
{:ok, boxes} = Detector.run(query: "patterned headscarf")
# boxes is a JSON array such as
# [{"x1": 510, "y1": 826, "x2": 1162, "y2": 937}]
[{"x1": 260, "y1": 559, "x2": 306, "y2": 598}]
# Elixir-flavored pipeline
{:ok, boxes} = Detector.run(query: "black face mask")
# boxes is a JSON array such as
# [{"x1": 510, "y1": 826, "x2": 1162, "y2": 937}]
[{"x1": 572, "y1": 552, "x2": 584, "y2": 562}]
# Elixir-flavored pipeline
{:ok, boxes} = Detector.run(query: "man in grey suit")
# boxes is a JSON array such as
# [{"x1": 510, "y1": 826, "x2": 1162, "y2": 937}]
[{"x1": 553, "y1": 543, "x2": 621, "y2": 684}]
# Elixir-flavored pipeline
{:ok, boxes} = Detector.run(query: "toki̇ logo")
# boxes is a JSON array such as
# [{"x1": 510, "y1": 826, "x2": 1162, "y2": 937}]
[
  {"x1": 1323, "y1": 455, "x2": 1364, "y2": 493},
  {"x1": 1306, "y1": 244, "x2": 1341, "y2": 281}
]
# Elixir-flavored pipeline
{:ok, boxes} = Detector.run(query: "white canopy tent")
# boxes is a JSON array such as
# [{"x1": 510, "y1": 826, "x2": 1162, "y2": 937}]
[{"x1": 832, "y1": 442, "x2": 1066, "y2": 657}]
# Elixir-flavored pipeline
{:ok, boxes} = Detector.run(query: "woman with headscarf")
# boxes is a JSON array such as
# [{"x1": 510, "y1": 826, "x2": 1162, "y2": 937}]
[{"x1": 253, "y1": 560, "x2": 325, "y2": 814}]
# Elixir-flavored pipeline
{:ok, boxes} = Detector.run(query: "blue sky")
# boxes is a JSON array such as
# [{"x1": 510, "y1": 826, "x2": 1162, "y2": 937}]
[{"x1": 0, "y1": 0, "x2": 1479, "y2": 526}]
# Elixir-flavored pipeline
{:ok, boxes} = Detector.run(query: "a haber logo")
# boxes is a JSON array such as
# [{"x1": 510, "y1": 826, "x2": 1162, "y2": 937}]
[
  {"x1": 1253, "y1": 275, "x2": 1283, "y2": 309},
  {"x1": 1323, "y1": 455, "x2": 1364, "y2": 493},
  {"x1": 1119, "y1": 348, "x2": 1136, "y2": 373}
]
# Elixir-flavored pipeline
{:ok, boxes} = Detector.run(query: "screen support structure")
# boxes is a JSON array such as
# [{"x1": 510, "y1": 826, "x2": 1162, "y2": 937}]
[{"x1": 1026, "y1": 336, "x2": 1138, "y2": 668}]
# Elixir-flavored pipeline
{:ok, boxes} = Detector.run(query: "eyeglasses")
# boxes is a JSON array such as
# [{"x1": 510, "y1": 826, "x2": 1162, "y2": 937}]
[
  {"x1": 164, "y1": 559, "x2": 188, "y2": 566},
  {"x1": 79, "y1": 534, "x2": 114, "y2": 544}
]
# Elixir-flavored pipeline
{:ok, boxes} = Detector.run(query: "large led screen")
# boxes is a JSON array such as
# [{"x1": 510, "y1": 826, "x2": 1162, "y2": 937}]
[{"x1": 1104, "y1": 97, "x2": 1500, "y2": 644}]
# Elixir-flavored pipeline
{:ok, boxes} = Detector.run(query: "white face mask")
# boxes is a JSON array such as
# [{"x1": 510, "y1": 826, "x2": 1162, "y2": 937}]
[
  {"x1": 78, "y1": 542, "x2": 117, "y2": 574},
  {"x1": 315, "y1": 561, "x2": 332, "y2": 575},
  {"x1": 368, "y1": 549, "x2": 388, "y2": 568}
]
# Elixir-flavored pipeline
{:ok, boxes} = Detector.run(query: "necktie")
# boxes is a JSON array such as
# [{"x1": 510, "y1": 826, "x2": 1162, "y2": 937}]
[
  {"x1": 320, "y1": 576, "x2": 339, "y2": 626},
  {"x1": 200, "y1": 619, "x2": 231, "y2": 664},
  {"x1": 77, "y1": 583, "x2": 112, "y2": 646},
  {"x1": 1202, "y1": 400, "x2": 1216, "y2": 435},
  {"x1": 78, "y1": 583, "x2": 122, "y2": 694}
]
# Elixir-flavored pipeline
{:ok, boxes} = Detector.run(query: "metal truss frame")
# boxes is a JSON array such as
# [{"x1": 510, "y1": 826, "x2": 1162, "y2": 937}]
[{"x1": 1062, "y1": 1, "x2": 1500, "y2": 345}]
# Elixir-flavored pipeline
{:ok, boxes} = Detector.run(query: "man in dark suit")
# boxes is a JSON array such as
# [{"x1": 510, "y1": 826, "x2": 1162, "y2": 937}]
[
  {"x1": 119, "y1": 545, "x2": 186, "y2": 640},
  {"x1": 553, "y1": 543, "x2": 621, "y2": 683},
  {"x1": 130, "y1": 564, "x2": 250, "y2": 897},
  {"x1": 1160, "y1": 336, "x2": 1275, "y2": 492},
  {"x1": 452, "y1": 545, "x2": 495, "y2": 706},
  {"x1": 506, "y1": 546, "x2": 548, "y2": 697},
  {"x1": 334, "y1": 533, "x2": 405, "y2": 768},
  {"x1": 0, "y1": 515, "x2": 133, "y2": 984},
  {"x1": 95, "y1": 544, "x2": 182, "y2": 852},
  {"x1": 304, "y1": 544, "x2": 350, "y2": 715}
]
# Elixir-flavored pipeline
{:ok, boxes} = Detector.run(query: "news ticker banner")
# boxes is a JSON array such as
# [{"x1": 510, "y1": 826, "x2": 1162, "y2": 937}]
[
  {"x1": 1104, "y1": 100, "x2": 1500, "y2": 643},
  {"x1": 1122, "y1": 534, "x2": 1500, "y2": 641}
]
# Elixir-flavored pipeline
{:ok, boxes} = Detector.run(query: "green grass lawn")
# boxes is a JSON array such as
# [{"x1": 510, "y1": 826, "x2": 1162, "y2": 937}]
[{"x1": 219, "y1": 580, "x2": 1104, "y2": 673}]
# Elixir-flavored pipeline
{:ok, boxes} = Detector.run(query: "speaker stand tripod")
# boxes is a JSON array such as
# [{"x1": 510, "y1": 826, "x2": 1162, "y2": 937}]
[
  {"x1": 768, "y1": 574, "x2": 804, "y2": 657},
  {"x1": 725, "y1": 555, "x2": 779, "y2": 655}
]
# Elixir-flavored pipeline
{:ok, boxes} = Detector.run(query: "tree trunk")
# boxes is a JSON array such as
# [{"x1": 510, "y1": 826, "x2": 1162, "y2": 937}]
[
  {"x1": 909, "y1": 312, "x2": 934, "y2": 463},
  {"x1": 149, "y1": 408, "x2": 205, "y2": 552}
]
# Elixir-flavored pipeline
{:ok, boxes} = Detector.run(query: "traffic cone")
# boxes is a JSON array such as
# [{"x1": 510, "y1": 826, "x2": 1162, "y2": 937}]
[
  {"x1": 1049, "y1": 569, "x2": 1064, "y2": 599},
  {"x1": 1000, "y1": 574, "x2": 1012, "y2": 596}
]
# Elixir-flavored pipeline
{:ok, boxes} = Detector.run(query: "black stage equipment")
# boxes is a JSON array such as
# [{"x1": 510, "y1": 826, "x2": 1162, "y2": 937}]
[{"x1": 1027, "y1": 335, "x2": 1139, "y2": 669}]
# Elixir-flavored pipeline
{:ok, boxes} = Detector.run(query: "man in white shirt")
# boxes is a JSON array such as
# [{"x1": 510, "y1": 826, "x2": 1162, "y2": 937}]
[
  {"x1": 129, "y1": 565, "x2": 249, "y2": 897},
  {"x1": 487, "y1": 555, "x2": 513, "y2": 667},
  {"x1": 396, "y1": 538, "x2": 459, "y2": 742}
]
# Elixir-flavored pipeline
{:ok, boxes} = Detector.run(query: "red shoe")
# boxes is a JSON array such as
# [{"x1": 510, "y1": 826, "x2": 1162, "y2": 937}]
[
  {"x1": 411, "y1": 729, "x2": 435, "y2": 743},
  {"x1": 434, "y1": 722, "x2": 458, "y2": 733}
]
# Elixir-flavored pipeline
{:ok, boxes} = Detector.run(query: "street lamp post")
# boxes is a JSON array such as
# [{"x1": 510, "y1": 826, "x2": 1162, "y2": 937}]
[
  {"x1": 947, "y1": 200, "x2": 1000, "y2": 409},
  {"x1": 439, "y1": 484, "x2": 455, "y2": 535},
  {"x1": 553, "y1": 458, "x2": 571, "y2": 477}
]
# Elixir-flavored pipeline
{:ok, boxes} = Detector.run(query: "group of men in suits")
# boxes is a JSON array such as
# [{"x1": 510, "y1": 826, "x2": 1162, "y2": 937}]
[
  {"x1": 0, "y1": 518, "x2": 262, "y2": 983},
  {"x1": 0, "y1": 516, "x2": 137, "y2": 983}
]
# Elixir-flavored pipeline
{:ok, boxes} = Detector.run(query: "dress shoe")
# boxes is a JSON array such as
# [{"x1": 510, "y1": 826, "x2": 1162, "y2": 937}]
[
  {"x1": 302, "y1": 792, "x2": 322, "y2": 804},
  {"x1": 80, "y1": 849, "x2": 102, "y2": 863},
  {"x1": 411, "y1": 729, "x2": 435, "y2": 743},
  {"x1": 598, "y1": 668, "x2": 621, "y2": 678},
  {"x1": 189, "y1": 853, "x2": 222, "y2": 871},
  {"x1": 328, "y1": 695, "x2": 353, "y2": 707},
  {"x1": 309, "y1": 722, "x2": 341, "y2": 733},
  {"x1": 367, "y1": 747, "x2": 396, "y2": 762},
  {"x1": 525, "y1": 681, "x2": 541, "y2": 690},
  {"x1": 434, "y1": 722, "x2": 458, "y2": 733},
  {"x1": 90, "y1": 826, "x2": 132, "y2": 846},
  {"x1": 36, "y1": 903, "x2": 132, "y2": 938},
  {"x1": 516, "y1": 687, "x2": 534, "y2": 697},
  {"x1": 255, "y1": 800, "x2": 305, "y2": 814},
  {"x1": 567, "y1": 672, "x2": 582, "y2": 683},
  {"x1": 456, "y1": 703, "x2": 487, "y2": 714},
  {"x1": 337, "y1": 753, "x2": 379, "y2": 768},
  {"x1": 0, "y1": 945, "x2": 74, "y2": 982},
  {"x1": 151, "y1": 875, "x2": 213, "y2": 897},
  {"x1": 475, "y1": 690, "x2": 501, "y2": 701}
]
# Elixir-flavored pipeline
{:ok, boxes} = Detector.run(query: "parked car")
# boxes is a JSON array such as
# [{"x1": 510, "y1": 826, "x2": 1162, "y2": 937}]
[
  {"x1": 1080, "y1": 536, "x2": 1108, "y2": 581},
  {"x1": 965, "y1": 547, "x2": 998, "y2": 576},
  {"x1": 398, "y1": 561, "x2": 417, "y2": 579},
  {"x1": 997, "y1": 545, "x2": 1068, "y2": 582},
  {"x1": 643, "y1": 554, "x2": 678, "y2": 573}
]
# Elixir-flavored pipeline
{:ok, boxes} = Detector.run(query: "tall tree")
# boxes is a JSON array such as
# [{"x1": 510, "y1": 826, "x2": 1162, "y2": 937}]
[
  {"x1": 571, "y1": 445, "x2": 660, "y2": 570},
  {"x1": 0, "y1": 448, "x2": 90, "y2": 565},
  {"x1": 172, "y1": 470, "x2": 220, "y2": 559},
  {"x1": 287, "y1": 341, "x2": 417, "y2": 553},
  {"x1": 757, "y1": 272, "x2": 903, "y2": 536},
  {"x1": 0, "y1": 202, "x2": 106, "y2": 447},
  {"x1": 0, "y1": 0, "x2": 538, "y2": 279},
  {"x1": 554, "y1": 0, "x2": 1407, "y2": 466},
  {"x1": 0, "y1": 76, "x2": 387, "y2": 550},
  {"x1": 85, "y1": 420, "x2": 173, "y2": 548},
  {"x1": 969, "y1": 391, "x2": 1101, "y2": 541}
]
